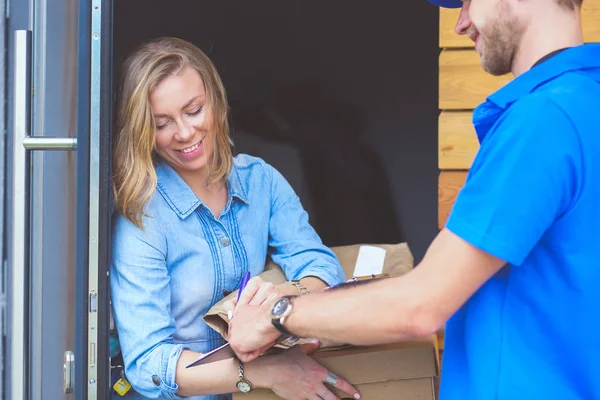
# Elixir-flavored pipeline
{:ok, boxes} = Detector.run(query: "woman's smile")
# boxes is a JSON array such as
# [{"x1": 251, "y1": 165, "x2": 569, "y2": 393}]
[{"x1": 175, "y1": 137, "x2": 205, "y2": 158}]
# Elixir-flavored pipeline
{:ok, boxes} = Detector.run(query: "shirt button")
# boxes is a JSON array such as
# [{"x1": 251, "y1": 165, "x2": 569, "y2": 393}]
[
  {"x1": 220, "y1": 237, "x2": 231, "y2": 247},
  {"x1": 151, "y1": 375, "x2": 160, "y2": 386}
]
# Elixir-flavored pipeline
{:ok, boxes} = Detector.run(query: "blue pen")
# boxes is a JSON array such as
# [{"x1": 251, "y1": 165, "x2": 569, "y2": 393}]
[
  {"x1": 228, "y1": 271, "x2": 251, "y2": 320},
  {"x1": 237, "y1": 271, "x2": 251, "y2": 302}
]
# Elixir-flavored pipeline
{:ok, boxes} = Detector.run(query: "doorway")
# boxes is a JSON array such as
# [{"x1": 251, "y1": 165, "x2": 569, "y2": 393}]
[
  {"x1": 107, "y1": 0, "x2": 439, "y2": 397},
  {"x1": 112, "y1": 0, "x2": 439, "y2": 257}
]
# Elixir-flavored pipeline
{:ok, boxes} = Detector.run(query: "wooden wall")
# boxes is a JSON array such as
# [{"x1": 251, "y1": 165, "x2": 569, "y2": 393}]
[{"x1": 437, "y1": 1, "x2": 600, "y2": 230}]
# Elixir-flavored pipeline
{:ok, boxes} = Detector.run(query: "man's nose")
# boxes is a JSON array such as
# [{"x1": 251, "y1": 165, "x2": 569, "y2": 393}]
[{"x1": 454, "y1": 4, "x2": 472, "y2": 35}]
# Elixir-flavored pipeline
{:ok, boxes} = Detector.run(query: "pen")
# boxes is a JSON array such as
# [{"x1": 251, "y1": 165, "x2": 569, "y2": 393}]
[
  {"x1": 228, "y1": 271, "x2": 251, "y2": 321},
  {"x1": 237, "y1": 270, "x2": 251, "y2": 302}
]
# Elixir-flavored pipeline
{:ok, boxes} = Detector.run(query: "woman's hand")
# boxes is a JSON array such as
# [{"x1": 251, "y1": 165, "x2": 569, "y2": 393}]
[
  {"x1": 247, "y1": 342, "x2": 360, "y2": 400},
  {"x1": 224, "y1": 276, "x2": 281, "y2": 320}
]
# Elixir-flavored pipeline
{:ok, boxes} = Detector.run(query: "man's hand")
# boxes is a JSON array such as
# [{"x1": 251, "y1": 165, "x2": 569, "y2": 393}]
[
  {"x1": 223, "y1": 276, "x2": 282, "y2": 321},
  {"x1": 228, "y1": 301, "x2": 281, "y2": 362}
]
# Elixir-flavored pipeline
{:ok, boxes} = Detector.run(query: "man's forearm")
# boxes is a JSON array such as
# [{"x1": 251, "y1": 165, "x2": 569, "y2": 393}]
[
  {"x1": 229, "y1": 229, "x2": 505, "y2": 361},
  {"x1": 283, "y1": 271, "x2": 440, "y2": 346},
  {"x1": 279, "y1": 229, "x2": 505, "y2": 346}
]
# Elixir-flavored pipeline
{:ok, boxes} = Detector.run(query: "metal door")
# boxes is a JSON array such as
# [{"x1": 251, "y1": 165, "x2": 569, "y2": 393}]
[{"x1": 5, "y1": 0, "x2": 112, "y2": 398}]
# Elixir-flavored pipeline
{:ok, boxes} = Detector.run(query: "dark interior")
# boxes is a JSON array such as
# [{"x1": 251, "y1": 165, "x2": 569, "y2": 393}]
[{"x1": 113, "y1": 0, "x2": 439, "y2": 262}]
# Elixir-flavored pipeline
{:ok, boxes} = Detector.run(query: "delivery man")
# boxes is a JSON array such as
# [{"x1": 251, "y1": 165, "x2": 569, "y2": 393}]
[{"x1": 228, "y1": 0, "x2": 600, "y2": 398}]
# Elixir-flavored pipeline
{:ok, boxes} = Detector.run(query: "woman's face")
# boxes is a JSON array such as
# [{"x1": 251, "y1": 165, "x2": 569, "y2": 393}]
[{"x1": 150, "y1": 67, "x2": 214, "y2": 178}]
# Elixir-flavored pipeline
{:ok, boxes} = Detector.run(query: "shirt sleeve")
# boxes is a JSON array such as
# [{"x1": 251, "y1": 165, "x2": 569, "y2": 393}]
[
  {"x1": 446, "y1": 96, "x2": 582, "y2": 266},
  {"x1": 265, "y1": 162, "x2": 346, "y2": 286},
  {"x1": 110, "y1": 211, "x2": 186, "y2": 400}
]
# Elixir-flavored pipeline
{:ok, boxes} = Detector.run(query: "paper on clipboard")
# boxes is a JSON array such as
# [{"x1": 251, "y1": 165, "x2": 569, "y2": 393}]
[{"x1": 352, "y1": 246, "x2": 387, "y2": 277}]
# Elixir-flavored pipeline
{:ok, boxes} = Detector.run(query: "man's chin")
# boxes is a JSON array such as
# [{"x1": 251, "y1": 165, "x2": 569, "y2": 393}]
[
  {"x1": 480, "y1": 56, "x2": 511, "y2": 76},
  {"x1": 484, "y1": 66, "x2": 511, "y2": 76}
]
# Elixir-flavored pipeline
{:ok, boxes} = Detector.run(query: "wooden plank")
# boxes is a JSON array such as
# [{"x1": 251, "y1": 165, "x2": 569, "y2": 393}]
[
  {"x1": 438, "y1": 171, "x2": 467, "y2": 229},
  {"x1": 439, "y1": 111, "x2": 479, "y2": 169},
  {"x1": 439, "y1": 8, "x2": 467, "y2": 49},
  {"x1": 440, "y1": 1, "x2": 600, "y2": 48},
  {"x1": 439, "y1": 49, "x2": 512, "y2": 109}
]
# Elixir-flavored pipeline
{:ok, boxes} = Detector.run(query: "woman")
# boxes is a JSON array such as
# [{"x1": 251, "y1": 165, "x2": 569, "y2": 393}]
[{"x1": 110, "y1": 36, "x2": 359, "y2": 400}]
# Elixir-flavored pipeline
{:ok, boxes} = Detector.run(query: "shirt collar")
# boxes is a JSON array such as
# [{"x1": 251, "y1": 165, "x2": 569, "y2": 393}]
[
  {"x1": 155, "y1": 160, "x2": 249, "y2": 220},
  {"x1": 473, "y1": 43, "x2": 600, "y2": 142},
  {"x1": 227, "y1": 163, "x2": 249, "y2": 205},
  {"x1": 531, "y1": 47, "x2": 569, "y2": 69},
  {"x1": 488, "y1": 43, "x2": 600, "y2": 109}
]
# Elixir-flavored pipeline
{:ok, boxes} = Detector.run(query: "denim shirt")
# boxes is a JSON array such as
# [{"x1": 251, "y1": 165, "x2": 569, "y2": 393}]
[{"x1": 110, "y1": 154, "x2": 345, "y2": 400}]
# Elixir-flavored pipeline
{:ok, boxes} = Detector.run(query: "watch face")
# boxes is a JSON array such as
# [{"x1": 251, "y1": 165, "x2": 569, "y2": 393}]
[
  {"x1": 271, "y1": 298, "x2": 290, "y2": 319},
  {"x1": 237, "y1": 380, "x2": 252, "y2": 393}
]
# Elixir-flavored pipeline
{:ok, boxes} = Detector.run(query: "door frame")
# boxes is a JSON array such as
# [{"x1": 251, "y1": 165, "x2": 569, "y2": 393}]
[
  {"x1": 0, "y1": 0, "x2": 7, "y2": 394},
  {"x1": 5, "y1": 0, "x2": 113, "y2": 397},
  {"x1": 76, "y1": 0, "x2": 113, "y2": 398}
]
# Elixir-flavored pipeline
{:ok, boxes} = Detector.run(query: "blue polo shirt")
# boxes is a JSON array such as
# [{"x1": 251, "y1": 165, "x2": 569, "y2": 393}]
[{"x1": 440, "y1": 43, "x2": 600, "y2": 400}]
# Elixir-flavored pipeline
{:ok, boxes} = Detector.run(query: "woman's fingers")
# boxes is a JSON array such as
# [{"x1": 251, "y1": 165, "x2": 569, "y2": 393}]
[
  {"x1": 235, "y1": 276, "x2": 278, "y2": 308},
  {"x1": 322, "y1": 371, "x2": 360, "y2": 399},
  {"x1": 248, "y1": 281, "x2": 275, "y2": 306},
  {"x1": 236, "y1": 276, "x2": 263, "y2": 307},
  {"x1": 298, "y1": 341, "x2": 321, "y2": 355},
  {"x1": 265, "y1": 291, "x2": 280, "y2": 306},
  {"x1": 314, "y1": 386, "x2": 340, "y2": 400}
]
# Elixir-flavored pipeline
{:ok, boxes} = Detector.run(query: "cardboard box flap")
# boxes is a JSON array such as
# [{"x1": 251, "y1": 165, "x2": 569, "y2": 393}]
[{"x1": 312, "y1": 338, "x2": 438, "y2": 385}]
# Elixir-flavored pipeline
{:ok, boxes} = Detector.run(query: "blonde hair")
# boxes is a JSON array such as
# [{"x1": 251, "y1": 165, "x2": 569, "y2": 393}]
[{"x1": 113, "y1": 37, "x2": 232, "y2": 228}]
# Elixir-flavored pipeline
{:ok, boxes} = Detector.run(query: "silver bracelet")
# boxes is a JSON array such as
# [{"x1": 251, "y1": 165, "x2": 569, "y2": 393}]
[{"x1": 285, "y1": 280, "x2": 310, "y2": 296}]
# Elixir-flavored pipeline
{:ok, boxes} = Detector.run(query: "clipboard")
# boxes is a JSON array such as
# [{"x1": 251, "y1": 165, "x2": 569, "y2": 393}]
[
  {"x1": 329, "y1": 273, "x2": 390, "y2": 290},
  {"x1": 185, "y1": 342, "x2": 236, "y2": 368},
  {"x1": 185, "y1": 333, "x2": 296, "y2": 368}
]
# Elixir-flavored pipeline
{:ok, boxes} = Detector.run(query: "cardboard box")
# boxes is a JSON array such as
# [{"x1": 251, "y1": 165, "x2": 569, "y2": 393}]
[
  {"x1": 205, "y1": 243, "x2": 415, "y2": 341},
  {"x1": 234, "y1": 336, "x2": 440, "y2": 400}
]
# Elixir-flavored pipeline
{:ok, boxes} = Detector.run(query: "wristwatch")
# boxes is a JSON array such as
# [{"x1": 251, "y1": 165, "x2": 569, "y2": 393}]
[
  {"x1": 271, "y1": 295, "x2": 296, "y2": 335},
  {"x1": 236, "y1": 359, "x2": 253, "y2": 393}
]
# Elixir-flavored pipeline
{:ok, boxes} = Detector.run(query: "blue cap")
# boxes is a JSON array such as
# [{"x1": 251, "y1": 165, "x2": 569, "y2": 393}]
[{"x1": 428, "y1": 0, "x2": 462, "y2": 8}]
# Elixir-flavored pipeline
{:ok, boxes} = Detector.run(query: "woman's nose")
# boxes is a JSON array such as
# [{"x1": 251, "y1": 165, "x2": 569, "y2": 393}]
[
  {"x1": 454, "y1": 4, "x2": 472, "y2": 36},
  {"x1": 176, "y1": 121, "x2": 195, "y2": 140}
]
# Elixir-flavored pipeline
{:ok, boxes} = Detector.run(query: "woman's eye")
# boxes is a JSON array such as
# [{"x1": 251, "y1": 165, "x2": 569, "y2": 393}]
[
  {"x1": 155, "y1": 121, "x2": 169, "y2": 130},
  {"x1": 188, "y1": 107, "x2": 203, "y2": 116}
]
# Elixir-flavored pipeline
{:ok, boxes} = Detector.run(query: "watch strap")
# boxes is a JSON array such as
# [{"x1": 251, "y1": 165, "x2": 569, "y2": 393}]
[
  {"x1": 237, "y1": 359, "x2": 244, "y2": 380},
  {"x1": 236, "y1": 359, "x2": 253, "y2": 393}
]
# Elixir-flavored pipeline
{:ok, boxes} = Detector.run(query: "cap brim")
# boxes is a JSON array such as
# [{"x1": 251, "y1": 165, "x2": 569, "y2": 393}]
[{"x1": 428, "y1": 0, "x2": 462, "y2": 8}]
